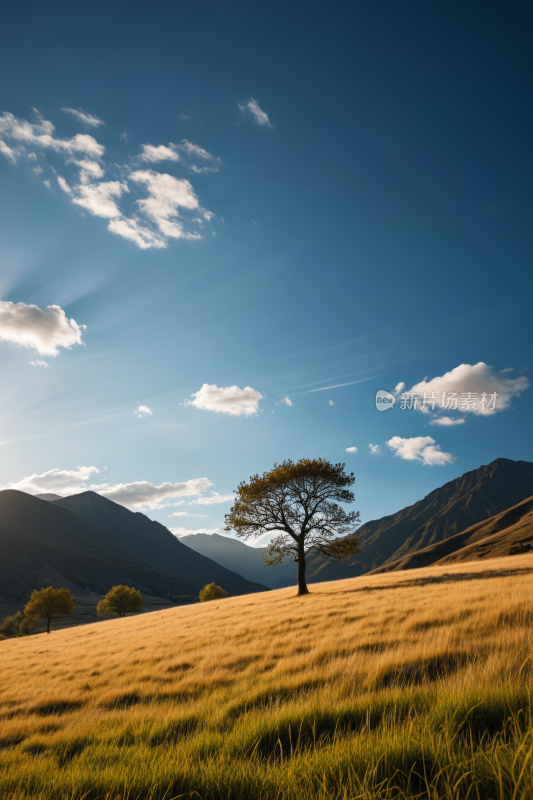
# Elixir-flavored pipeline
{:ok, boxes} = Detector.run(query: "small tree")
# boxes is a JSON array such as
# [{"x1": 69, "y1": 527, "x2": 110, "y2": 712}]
[
  {"x1": 199, "y1": 583, "x2": 228, "y2": 602},
  {"x1": 25, "y1": 587, "x2": 76, "y2": 634},
  {"x1": 97, "y1": 585, "x2": 144, "y2": 618},
  {"x1": 225, "y1": 458, "x2": 361, "y2": 596}
]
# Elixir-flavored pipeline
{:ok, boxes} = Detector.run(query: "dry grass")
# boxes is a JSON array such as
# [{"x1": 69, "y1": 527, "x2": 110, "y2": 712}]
[{"x1": 2, "y1": 554, "x2": 533, "y2": 799}]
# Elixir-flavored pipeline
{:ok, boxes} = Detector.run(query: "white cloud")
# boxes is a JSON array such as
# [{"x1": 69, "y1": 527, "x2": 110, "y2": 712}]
[
  {"x1": 130, "y1": 169, "x2": 200, "y2": 239},
  {"x1": 72, "y1": 180, "x2": 127, "y2": 219},
  {"x1": 192, "y1": 492, "x2": 235, "y2": 506},
  {"x1": 2, "y1": 466, "x2": 213, "y2": 510},
  {"x1": 278, "y1": 396, "x2": 293, "y2": 407},
  {"x1": 399, "y1": 363, "x2": 529, "y2": 416},
  {"x1": 0, "y1": 110, "x2": 216, "y2": 251},
  {"x1": 328, "y1": 400, "x2": 335, "y2": 407},
  {"x1": 57, "y1": 175, "x2": 72, "y2": 195},
  {"x1": 394, "y1": 382, "x2": 405, "y2": 395},
  {"x1": 387, "y1": 436, "x2": 455, "y2": 466},
  {"x1": 0, "y1": 139, "x2": 17, "y2": 162},
  {"x1": 186, "y1": 383, "x2": 264, "y2": 417},
  {"x1": 346, "y1": 446, "x2": 358, "y2": 453},
  {"x1": 0, "y1": 301, "x2": 84, "y2": 357},
  {"x1": 429, "y1": 416, "x2": 466, "y2": 427},
  {"x1": 61, "y1": 107, "x2": 103, "y2": 128},
  {"x1": 68, "y1": 158, "x2": 105, "y2": 184},
  {"x1": 0, "y1": 111, "x2": 104, "y2": 158},
  {"x1": 135, "y1": 405, "x2": 153, "y2": 418},
  {"x1": 238, "y1": 97, "x2": 272, "y2": 127},
  {"x1": 29, "y1": 360, "x2": 49, "y2": 367},
  {"x1": 369, "y1": 444, "x2": 382, "y2": 455},
  {"x1": 95, "y1": 478, "x2": 213, "y2": 509},
  {"x1": 138, "y1": 144, "x2": 179, "y2": 163},
  {"x1": 168, "y1": 511, "x2": 209, "y2": 518},
  {"x1": 171, "y1": 526, "x2": 221, "y2": 537},
  {"x1": 107, "y1": 217, "x2": 165, "y2": 249},
  {"x1": 5, "y1": 465, "x2": 99, "y2": 496}
]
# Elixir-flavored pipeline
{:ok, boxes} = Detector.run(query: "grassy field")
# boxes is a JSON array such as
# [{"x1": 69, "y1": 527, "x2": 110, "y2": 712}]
[{"x1": 2, "y1": 554, "x2": 533, "y2": 800}]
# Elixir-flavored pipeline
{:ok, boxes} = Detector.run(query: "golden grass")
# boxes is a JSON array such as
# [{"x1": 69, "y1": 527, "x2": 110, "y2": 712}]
[{"x1": 2, "y1": 554, "x2": 533, "y2": 799}]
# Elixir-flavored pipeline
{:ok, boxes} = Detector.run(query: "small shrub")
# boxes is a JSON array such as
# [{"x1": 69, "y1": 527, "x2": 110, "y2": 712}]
[{"x1": 199, "y1": 583, "x2": 228, "y2": 602}]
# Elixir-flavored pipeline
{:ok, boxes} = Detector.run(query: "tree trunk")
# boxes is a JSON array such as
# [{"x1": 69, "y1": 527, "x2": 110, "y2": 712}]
[
  {"x1": 296, "y1": 541, "x2": 309, "y2": 596},
  {"x1": 46, "y1": 616, "x2": 51, "y2": 634}
]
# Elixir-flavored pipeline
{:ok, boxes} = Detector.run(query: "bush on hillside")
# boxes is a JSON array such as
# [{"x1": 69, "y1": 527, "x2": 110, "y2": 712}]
[
  {"x1": 97, "y1": 585, "x2": 145, "y2": 618},
  {"x1": 199, "y1": 583, "x2": 228, "y2": 602}
]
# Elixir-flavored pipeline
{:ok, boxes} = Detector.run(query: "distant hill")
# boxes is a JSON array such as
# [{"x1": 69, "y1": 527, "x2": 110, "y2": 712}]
[
  {"x1": 0, "y1": 490, "x2": 199, "y2": 605},
  {"x1": 35, "y1": 493, "x2": 62, "y2": 501},
  {"x1": 180, "y1": 532, "x2": 296, "y2": 587},
  {"x1": 369, "y1": 494, "x2": 533, "y2": 572},
  {"x1": 273, "y1": 458, "x2": 533, "y2": 587},
  {"x1": 52, "y1": 492, "x2": 267, "y2": 595}
]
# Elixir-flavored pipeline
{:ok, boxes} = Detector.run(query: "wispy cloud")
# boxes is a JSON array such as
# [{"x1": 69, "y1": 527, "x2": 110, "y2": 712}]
[
  {"x1": 61, "y1": 106, "x2": 104, "y2": 128},
  {"x1": 328, "y1": 400, "x2": 335, "y2": 406},
  {"x1": 185, "y1": 384, "x2": 264, "y2": 417},
  {"x1": 346, "y1": 446, "x2": 358, "y2": 453},
  {"x1": 29, "y1": 360, "x2": 49, "y2": 367},
  {"x1": 1, "y1": 467, "x2": 214, "y2": 510},
  {"x1": 277, "y1": 396, "x2": 293, "y2": 407},
  {"x1": 238, "y1": 97, "x2": 272, "y2": 127},
  {"x1": 369, "y1": 444, "x2": 381, "y2": 455},
  {"x1": 0, "y1": 300, "x2": 85, "y2": 357},
  {"x1": 192, "y1": 492, "x2": 234, "y2": 506},
  {"x1": 168, "y1": 511, "x2": 209, "y2": 518}
]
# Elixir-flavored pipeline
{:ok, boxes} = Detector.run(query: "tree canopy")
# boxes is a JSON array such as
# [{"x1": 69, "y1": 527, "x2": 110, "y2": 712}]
[
  {"x1": 97, "y1": 585, "x2": 145, "y2": 618},
  {"x1": 225, "y1": 458, "x2": 361, "y2": 596},
  {"x1": 199, "y1": 583, "x2": 228, "y2": 602},
  {"x1": 25, "y1": 587, "x2": 76, "y2": 634}
]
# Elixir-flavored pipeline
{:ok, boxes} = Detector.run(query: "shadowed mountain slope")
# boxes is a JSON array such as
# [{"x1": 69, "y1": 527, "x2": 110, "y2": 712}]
[
  {"x1": 274, "y1": 458, "x2": 533, "y2": 587},
  {"x1": 369, "y1": 494, "x2": 533, "y2": 573},
  {"x1": 180, "y1": 532, "x2": 296, "y2": 587},
  {"x1": 0, "y1": 490, "x2": 204, "y2": 605},
  {"x1": 52, "y1": 491, "x2": 267, "y2": 594}
]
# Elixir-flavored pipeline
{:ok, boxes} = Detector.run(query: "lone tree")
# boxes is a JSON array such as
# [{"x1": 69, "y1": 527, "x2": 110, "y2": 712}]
[
  {"x1": 199, "y1": 583, "x2": 228, "y2": 602},
  {"x1": 97, "y1": 585, "x2": 144, "y2": 618},
  {"x1": 225, "y1": 458, "x2": 361, "y2": 596},
  {"x1": 25, "y1": 587, "x2": 76, "y2": 634}
]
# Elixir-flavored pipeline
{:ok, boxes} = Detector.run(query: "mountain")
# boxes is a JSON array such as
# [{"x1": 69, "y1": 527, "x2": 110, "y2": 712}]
[
  {"x1": 0, "y1": 491, "x2": 267, "y2": 608},
  {"x1": 180, "y1": 533, "x2": 296, "y2": 587},
  {"x1": 51, "y1": 491, "x2": 268, "y2": 594},
  {"x1": 369, "y1": 494, "x2": 533, "y2": 573},
  {"x1": 35, "y1": 493, "x2": 62, "y2": 501},
  {"x1": 273, "y1": 458, "x2": 533, "y2": 587},
  {"x1": 0, "y1": 490, "x2": 199, "y2": 605}
]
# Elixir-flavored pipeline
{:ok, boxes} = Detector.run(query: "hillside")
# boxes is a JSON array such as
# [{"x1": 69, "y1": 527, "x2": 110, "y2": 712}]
[
  {"x1": 370, "y1": 494, "x2": 533, "y2": 573},
  {"x1": 0, "y1": 491, "x2": 264, "y2": 609},
  {"x1": 52, "y1": 491, "x2": 267, "y2": 594},
  {"x1": 180, "y1": 532, "x2": 296, "y2": 587},
  {"x1": 2, "y1": 554, "x2": 533, "y2": 799},
  {"x1": 273, "y1": 457, "x2": 533, "y2": 586}
]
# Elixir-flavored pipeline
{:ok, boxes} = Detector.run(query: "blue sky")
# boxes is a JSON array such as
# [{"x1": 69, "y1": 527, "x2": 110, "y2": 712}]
[{"x1": 0, "y1": 1, "x2": 531, "y2": 545}]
